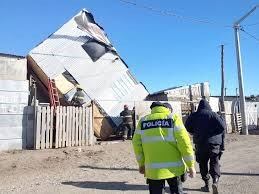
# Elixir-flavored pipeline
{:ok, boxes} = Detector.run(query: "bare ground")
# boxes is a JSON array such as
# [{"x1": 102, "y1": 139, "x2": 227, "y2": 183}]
[{"x1": 0, "y1": 133, "x2": 259, "y2": 194}]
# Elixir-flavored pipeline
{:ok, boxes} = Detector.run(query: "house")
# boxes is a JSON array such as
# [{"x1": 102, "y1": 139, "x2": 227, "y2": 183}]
[{"x1": 27, "y1": 9, "x2": 149, "y2": 139}]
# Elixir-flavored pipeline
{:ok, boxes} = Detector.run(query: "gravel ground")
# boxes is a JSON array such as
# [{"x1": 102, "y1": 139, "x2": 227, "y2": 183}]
[{"x1": 0, "y1": 133, "x2": 259, "y2": 194}]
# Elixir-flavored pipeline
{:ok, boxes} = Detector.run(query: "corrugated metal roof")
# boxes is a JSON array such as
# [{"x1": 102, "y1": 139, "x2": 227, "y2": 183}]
[
  {"x1": 0, "y1": 53, "x2": 25, "y2": 59},
  {"x1": 29, "y1": 9, "x2": 149, "y2": 122}
]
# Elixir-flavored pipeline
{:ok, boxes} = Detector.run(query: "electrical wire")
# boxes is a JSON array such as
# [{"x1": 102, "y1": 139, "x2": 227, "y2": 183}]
[
  {"x1": 243, "y1": 21, "x2": 259, "y2": 27},
  {"x1": 117, "y1": 0, "x2": 232, "y2": 28},
  {"x1": 240, "y1": 28, "x2": 259, "y2": 42},
  {"x1": 31, "y1": 52, "x2": 119, "y2": 61}
]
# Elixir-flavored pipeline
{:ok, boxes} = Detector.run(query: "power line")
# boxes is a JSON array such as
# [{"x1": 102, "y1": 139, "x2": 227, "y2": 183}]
[
  {"x1": 240, "y1": 28, "x2": 259, "y2": 42},
  {"x1": 31, "y1": 52, "x2": 119, "y2": 61},
  {"x1": 243, "y1": 21, "x2": 259, "y2": 27},
  {"x1": 117, "y1": 0, "x2": 232, "y2": 28}
]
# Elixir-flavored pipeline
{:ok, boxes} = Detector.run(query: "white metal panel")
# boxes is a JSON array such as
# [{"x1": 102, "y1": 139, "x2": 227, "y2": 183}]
[
  {"x1": 0, "y1": 139, "x2": 23, "y2": 151},
  {"x1": 0, "y1": 80, "x2": 29, "y2": 92},
  {"x1": 0, "y1": 92, "x2": 28, "y2": 104},
  {"x1": 0, "y1": 80, "x2": 29, "y2": 151},
  {"x1": 0, "y1": 56, "x2": 27, "y2": 80},
  {"x1": 0, "y1": 104, "x2": 28, "y2": 114}
]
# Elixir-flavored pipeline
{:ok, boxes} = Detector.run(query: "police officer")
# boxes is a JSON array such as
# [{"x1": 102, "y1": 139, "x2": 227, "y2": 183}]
[
  {"x1": 132, "y1": 102, "x2": 196, "y2": 194},
  {"x1": 71, "y1": 85, "x2": 85, "y2": 107},
  {"x1": 120, "y1": 104, "x2": 134, "y2": 140},
  {"x1": 185, "y1": 99, "x2": 226, "y2": 194}
]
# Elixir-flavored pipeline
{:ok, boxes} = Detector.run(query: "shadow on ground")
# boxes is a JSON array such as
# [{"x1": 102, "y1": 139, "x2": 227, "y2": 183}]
[
  {"x1": 196, "y1": 171, "x2": 259, "y2": 176},
  {"x1": 79, "y1": 165, "x2": 138, "y2": 171},
  {"x1": 62, "y1": 180, "x2": 201, "y2": 193},
  {"x1": 62, "y1": 181, "x2": 147, "y2": 191}
]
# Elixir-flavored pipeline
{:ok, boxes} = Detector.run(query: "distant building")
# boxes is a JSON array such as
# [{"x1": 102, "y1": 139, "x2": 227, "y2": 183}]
[{"x1": 146, "y1": 82, "x2": 210, "y2": 114}]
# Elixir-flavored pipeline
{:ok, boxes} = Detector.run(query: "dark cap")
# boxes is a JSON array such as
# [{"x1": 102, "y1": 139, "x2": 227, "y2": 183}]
[
  {"x1": 163, "y1": 102, "x2": 172, "y2": 111},
  {"x1": 150, "y1": 101, "x2": 166, "y2": 109}
]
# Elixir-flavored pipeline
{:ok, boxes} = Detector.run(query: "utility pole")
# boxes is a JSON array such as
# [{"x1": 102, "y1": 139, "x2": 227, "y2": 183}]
[
  {"x1": 220, "y1": 45, "x2": 225, "y2": 114},
  {"x1": 233, "y1": 5, "x2": 258, "y2": 135}
]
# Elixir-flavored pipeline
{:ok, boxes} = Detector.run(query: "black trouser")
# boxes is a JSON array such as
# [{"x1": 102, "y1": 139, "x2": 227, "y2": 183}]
[
  {"x1": 122, "y1": 123, "x2": 133, "y2": 138},
  {"x1": 196, "y1": 144, "x2": 221, "y2": 181},
  {"x1": 147, "y1": 177, "x2": 183, "y2": 194}
]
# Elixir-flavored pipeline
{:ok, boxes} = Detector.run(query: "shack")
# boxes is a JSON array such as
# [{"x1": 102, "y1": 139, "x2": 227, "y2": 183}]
[{"x1": 27, "y1": 9, "x2": 149, "y2": 140}]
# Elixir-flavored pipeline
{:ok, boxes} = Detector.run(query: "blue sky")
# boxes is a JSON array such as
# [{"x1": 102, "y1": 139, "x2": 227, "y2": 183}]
[{"x1": 0, "y1": 0, "x2": 258, "y2": 96}]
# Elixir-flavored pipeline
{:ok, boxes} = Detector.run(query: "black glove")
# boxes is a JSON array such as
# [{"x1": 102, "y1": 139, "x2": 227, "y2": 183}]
[
  {"x1": 219, "y1": 150, "x2": 224, "y2": 160},
  {"x1": 181, "y1": 172, "x2": 188, "y2": 182}
]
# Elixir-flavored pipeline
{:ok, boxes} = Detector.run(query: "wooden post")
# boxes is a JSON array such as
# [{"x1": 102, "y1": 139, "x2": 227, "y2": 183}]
[
  {"x1": 35, "y1": 106, "x2": 41, "y2": 149},
  {"x1": 46, "y1": 106, "x2": 50, "y2": 149},
  {"x1": 50, "y1": 106, "x2": 54, "y2": 148}
]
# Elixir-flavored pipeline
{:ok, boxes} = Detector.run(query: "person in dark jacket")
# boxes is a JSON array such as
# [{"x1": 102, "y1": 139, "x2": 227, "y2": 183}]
[
  {"x1": 120, "y1": 104, "x2": 134, "y2": 140},
  {"x1": 185, "y1": 99, "x2": 226, "y2": 194}
]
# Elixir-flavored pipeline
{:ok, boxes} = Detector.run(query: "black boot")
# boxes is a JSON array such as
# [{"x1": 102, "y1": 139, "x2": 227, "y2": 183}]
[
  {"x1": 212, "y1": 177, "x2": 219, "y2": 194},
  {"x1": 201, "y1": 180, "x2": 210, "y2": 192}
]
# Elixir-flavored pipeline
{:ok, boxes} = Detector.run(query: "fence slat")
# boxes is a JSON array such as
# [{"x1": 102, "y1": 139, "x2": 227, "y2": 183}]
[
  {"x1": 66, "y1": 106, "x2": 70, "y2": 147},
  {"x1": 50, "y1": 106, "x2": 54, "y2": 148},
  {"x1": 55, "y1": 107, "x2": 60, "y2": 148},
  {"x1": 62, "y1": 106, "x2": 66, "y2": 147},
  {"x1": 35, "y1": 106, "x2": 41, "y2": 149},
  {"x1": 75, "y1": 107, "x2": 79, "y2": 146},
  {"x1": 82, "y1": 107, "x2": 86, "y2": 146},
  {"x1": 85, "y1": 107, "x2": 89, "y2": 146},
  {"x1": 90, "y1": 105, "x2": 95, "y2": 145},
  {"x1": 71, "y1": 107, "x2": 75, "y2": 146},
  {"x1": 88, "y1": 106, "x2": 92, "y2": 145},
  {"x1": 46, "y1": 106, "x2": 50, "y2": 149},
  {"x1": 41, "y1": 107, "x2": 47, "y2": 149},
  {"x1": 58, "y1": 106, "x2": 63, "y2": 148},
  {"x1": 69, "y1": 106, "x2": 73, "y2": 147},
  {"x1": 78, "y1": 107, "x2": 82, "y2": 146}
]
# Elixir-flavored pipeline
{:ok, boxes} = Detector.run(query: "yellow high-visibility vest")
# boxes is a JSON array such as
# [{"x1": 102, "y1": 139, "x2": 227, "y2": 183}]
[{"x1": 132, "y1": 105, "x2": 195, "y2": 180}]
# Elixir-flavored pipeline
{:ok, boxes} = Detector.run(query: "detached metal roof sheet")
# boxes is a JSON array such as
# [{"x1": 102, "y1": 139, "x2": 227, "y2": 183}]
[{"x1": 29, "y1": 9, "x2": 148, "y2": 119}]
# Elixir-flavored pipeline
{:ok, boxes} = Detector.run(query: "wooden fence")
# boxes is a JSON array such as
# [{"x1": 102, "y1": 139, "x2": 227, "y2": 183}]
[{"x1": 34, "y1": 106, "x2": 95, "y2": 149}]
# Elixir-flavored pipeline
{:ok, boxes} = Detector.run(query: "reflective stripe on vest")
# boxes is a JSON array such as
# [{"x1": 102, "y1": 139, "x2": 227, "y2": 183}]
[
  {"x1": 146, "y1": 161, "x2": 184, "y2": 169},
  {"x1": 183, "y1": 155, "x2": 195, "y2": 162}
]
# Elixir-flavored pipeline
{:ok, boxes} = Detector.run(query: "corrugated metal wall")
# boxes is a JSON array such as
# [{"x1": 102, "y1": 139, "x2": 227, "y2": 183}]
[{"x1": 0, "y1": 55, "x2": 32, "y2": 151}]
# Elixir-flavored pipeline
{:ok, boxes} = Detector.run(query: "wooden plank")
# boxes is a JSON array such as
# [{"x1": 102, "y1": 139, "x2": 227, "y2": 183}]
[
  {"x1": 62, "y1": 106, "x2": 66, "y2": 147},
  {"x1": 35, "y1": 106, "x2": 41, "y2": 149},
  {"x1": 41, "y1": 107, "x2": 47, "y2": 149},
  {"x1": 82, "y1": 107, "x2": 86, "y2": 146},
  {"x1": 69, "y1": 106, "x2": 73, "y2": 147},
  {"x1": 78, "y1": 107, "x2": 82, "y2": 146},
  {"x1": 71, "y1": 107, "x2": 75, "y2": 146},
  {"x1": 58, "y1": 106, "x2": 63, "y2": 148},
  {"x1": 46, "y1": 106, "x2": 50, "y2": 149},
  {"x1": 66, "y1": 106, "x2": 71, "y2": 147},
  {"x1": 88, "y1": 106, "x2": 94, "y2": 145},
  {"x1": 50, "y1": 106, "x2": 54, "y2": 148},
  {"x1": 85, "y1": 107, "x2": 89, "y2": 146},
  {"x1": 75, "y1": 107, "x2": 79, "y2": 146},
  {"x1": 55, "y1": 107, "x2": 60, "y2": 148}
]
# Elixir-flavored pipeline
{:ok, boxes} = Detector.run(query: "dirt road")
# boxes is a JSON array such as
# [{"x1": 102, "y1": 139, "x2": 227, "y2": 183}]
[{"x1": 0, "y1": 134, "x2": 259, "y2": 194}]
